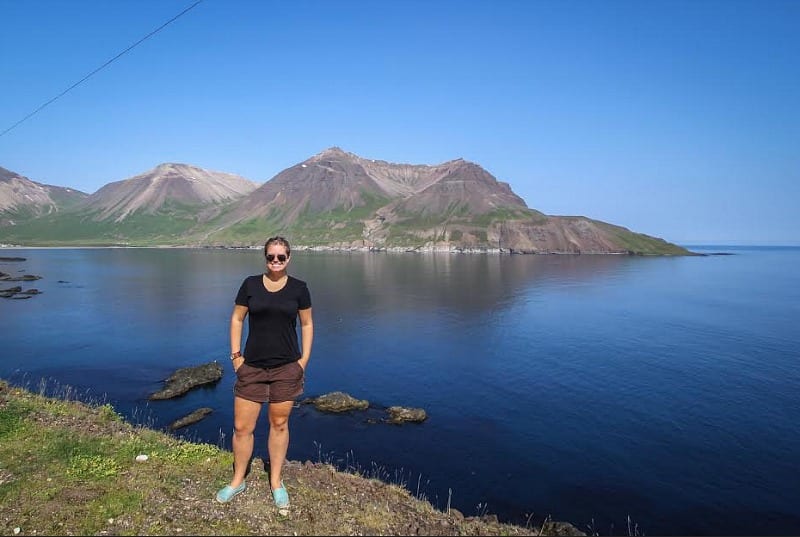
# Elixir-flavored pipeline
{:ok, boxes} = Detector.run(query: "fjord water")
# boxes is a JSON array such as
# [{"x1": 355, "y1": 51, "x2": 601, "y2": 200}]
[{"x1": 2, "y1": 246, "x2": 799, "y2": 535}]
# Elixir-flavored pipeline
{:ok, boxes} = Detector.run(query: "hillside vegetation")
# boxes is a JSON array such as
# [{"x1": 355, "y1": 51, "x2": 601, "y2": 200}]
[
  {"x1": 0, "y1": 380, "x2": 584, "y2": 536},
  {"x1": 0, "y1": 149, "x2": 691, "y2": 255}
]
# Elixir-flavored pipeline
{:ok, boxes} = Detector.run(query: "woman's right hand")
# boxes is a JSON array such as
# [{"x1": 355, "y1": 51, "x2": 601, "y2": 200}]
[{"x1": 232, "y1": 355, "x2": 245, "y2": 372}]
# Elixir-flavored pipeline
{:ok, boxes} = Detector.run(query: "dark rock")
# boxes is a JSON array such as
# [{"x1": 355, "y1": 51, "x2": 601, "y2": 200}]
[
  {"x1": 18, "y1": 289, "x2": 41, "y2": 295},
  {"x1": 307, "y1": 391, "x2": 369, "y2": 412},
  {"x1": 0, "y1": 286, "x2": 21, "y2": 297},
  {"x1": 169, "y1": 407, "x2": 213, "y2": 430},
  {"x1": 1, "y1": 286, "x2": 41, "y2": 299},
  {"x1": 386, "y1": 406, "x2": 427, "y2": 424},
  {"x1": 541, "y1": 520, "x2": 587, "y2": 536},
  {"x1": 6, "y1": 274, "x2": 42, "y2": 282},
  {"x1": 149, "y1": 361, "x2": 223, "y2": 400}
]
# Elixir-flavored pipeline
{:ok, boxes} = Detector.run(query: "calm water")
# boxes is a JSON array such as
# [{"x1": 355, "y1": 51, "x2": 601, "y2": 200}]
[{"x1": 1, "y1": 246, "x2": 799, "y2": 535}]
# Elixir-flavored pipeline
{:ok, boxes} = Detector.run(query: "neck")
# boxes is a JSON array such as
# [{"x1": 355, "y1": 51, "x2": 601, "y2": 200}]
[{"x1": 264, "y1": 271, "x2": 286, "y2": 281}]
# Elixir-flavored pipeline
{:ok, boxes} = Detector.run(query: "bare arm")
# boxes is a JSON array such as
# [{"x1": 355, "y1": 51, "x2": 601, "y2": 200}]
[
  {"x1": 230, "y1": 304, "x2": 248, "y2": 370},
  {"x1": 297, "y1": 307, "x2": 314, "y2": 370}
]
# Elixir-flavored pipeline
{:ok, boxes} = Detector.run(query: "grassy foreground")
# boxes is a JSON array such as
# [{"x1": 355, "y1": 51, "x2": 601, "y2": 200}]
[{"x1": 0, "y1": 380, "x2": 583, "y2": 536}]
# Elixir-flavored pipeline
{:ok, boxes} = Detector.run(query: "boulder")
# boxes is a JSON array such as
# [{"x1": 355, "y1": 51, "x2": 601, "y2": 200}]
[
  {"x1": 386, "y1": 406, "x2": 427, "y2": 424},
  {"x1": 18, "y1": 289, "x2": 41, "y2": 295},
  {"x1": 0, "y1": 286, "x2": 22, "y2": 298},
  {"x1": 540, "y1": 521, "x2": 587, "y2": 536},
  {"x1": 1, "y1": 287, "x2": 41, "y2": 299},
  {"x1": 169, "y1": 407, "x2": 213, "y2": 430},
  {"x1": 149, "y1": 362, "x2": 223, "y2": 400},
  {"x1": 6, "y1": 274, "x2": 42, "y2": 282},
  {"x1": 308, "y1": 391, "x2": 369, "y2": 412}
]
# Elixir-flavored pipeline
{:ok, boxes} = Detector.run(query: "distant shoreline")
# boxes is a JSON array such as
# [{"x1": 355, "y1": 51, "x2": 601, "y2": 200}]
[
  {"x1": 4, "y1": 243, "x2": 799, "y2": 254},
  {"x1": 0, "y1": 243, "x2": 685, "y2": 255}
]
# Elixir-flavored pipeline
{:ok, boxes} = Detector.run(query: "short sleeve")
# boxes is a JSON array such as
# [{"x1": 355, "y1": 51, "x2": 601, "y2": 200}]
[
  {"x1": 235, "y1": 278, "x2": 249, "y2": 306},
  {"x1": 298, "y1": 283, "x2": 311, "y2": 310}
]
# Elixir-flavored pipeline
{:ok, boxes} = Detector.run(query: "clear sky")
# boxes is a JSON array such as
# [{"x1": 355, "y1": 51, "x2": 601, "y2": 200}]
[{"x1": 1, "y1": 0, "x2": 798, "y2": 245}]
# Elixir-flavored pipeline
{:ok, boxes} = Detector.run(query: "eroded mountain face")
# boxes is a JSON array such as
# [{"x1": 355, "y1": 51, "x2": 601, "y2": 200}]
[
  {"x1": 79, "y1": 163, "x2": 259, "y2": 222},
  {"x1": 0, "y1": 167, "x2": 87, "y2": 225},
  {"x1": 0, "y1": 151, "x2": 689, "y2": 255}
]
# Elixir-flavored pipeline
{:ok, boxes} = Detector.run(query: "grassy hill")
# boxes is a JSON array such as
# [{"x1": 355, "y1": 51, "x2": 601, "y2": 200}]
[{"x1": 0, "y1": 380, "x2": 584, "y2": 536}]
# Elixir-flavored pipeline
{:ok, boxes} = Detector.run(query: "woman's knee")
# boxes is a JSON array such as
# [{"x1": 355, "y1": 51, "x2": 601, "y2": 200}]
[
  {"x1": 269, "y1": 416, "x2": 289, "y2": 431},
  {"x1": 233, "y1": 418, "x2": 257, "y2": 436}
]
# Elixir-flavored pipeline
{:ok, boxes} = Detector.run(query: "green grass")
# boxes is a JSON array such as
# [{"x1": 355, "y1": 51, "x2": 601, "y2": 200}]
[
  {"x1": 1, "y1": 194, "x2": 689, "y2": 256},
  {"x1": 207, "y1": 193, "x2": 392, "y2": 247},
  {"x1": 0, "y1": 399, "x2": 30, "y2": 438},
  {"x1": 380, "y1": 206, "x2": 543, "y2": 248},
  {"x1": 0, "y1": 380, "x2": 583, "y2": 536},
  {"x1": 0, "y1": 208, "x2": 203, "y2": 246},
  {"x1": 595, "y1": 221, "x2": 691, "y2": 255},
  {"x1": 0, "y1": 382, "x2": 231, "y2": 535}
]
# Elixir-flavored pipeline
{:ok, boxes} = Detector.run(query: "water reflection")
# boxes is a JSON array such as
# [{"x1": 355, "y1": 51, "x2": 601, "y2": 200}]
[
  {"x1": 293, "y1": 251, "x2": 634, "y2": 317},
  {"x1": 8, "y1": 247, "x2": 786, "y2": 535}
]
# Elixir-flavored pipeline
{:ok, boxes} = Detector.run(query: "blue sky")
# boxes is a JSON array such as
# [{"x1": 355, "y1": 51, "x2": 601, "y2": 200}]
[{"x1": 1, "y1": 0, "x2": 797, "y2": 245}]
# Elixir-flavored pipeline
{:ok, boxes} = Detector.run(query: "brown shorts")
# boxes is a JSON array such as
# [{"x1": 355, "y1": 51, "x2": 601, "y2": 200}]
[{"x1": 234, "y1": 361, "x2": 304, "y2": 403}]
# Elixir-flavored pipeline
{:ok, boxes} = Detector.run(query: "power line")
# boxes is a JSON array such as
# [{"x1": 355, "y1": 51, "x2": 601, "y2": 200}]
[{"x1": 0, "y1": 0, "x2": 204, "y2": 139}]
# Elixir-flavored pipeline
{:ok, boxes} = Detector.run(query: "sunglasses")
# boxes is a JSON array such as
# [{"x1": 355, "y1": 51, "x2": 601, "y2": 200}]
[{"x1": 266, "y1": 254, "x2": 288, "y2": 263}]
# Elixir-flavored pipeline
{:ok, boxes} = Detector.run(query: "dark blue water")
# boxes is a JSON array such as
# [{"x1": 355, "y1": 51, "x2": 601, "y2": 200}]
[{"x1": 2, "y1": 246, "x2": 799, "y2": 535}]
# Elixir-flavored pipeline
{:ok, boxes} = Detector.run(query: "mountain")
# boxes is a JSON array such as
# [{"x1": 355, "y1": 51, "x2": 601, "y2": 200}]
[
  {"x1": 205, "y1": 147, "x2": 535, "y2": 246},
  {"x1": 0, "y1": 167, "x2": 87, "y2": 226},
  {"x1": 80, "y1": 163, "x2": 259, "y2": 222},
  {"x1": 0, "y1": 151, "x2": 690, "y2": 255},
  {"x1": 0, "y1": 163, "x2": 259, "y2": 245},
  {"x1": 207, "y1": 148, "x2": 688, "y2": 254}
]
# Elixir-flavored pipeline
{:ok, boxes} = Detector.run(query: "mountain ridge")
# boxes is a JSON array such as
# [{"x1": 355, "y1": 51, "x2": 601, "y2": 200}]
[
  {"x1": 0, "y1": 150, "x2": 691, "y2": 255},
  {"x1": 0, "y1": 166, "x2": 87, "y2": 225},
  {"x1": 79, "y1": 162, "x2": 260, "y2": 222}
]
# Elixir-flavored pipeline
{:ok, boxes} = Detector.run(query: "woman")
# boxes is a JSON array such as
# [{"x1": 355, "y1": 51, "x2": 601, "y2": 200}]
[{"x1": 216, "y1": 236, "x2": 313, "y2": 508}]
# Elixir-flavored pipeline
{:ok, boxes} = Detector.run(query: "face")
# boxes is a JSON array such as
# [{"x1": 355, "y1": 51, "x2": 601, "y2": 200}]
[{"x1": 265, "y1": 244, "x2": 290, "y2": 272}]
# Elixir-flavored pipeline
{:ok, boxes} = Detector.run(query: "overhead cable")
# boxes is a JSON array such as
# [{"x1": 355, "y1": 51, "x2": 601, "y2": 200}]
[{"x1": 0, "y1": 0, "x2": 204, "y2": 139}]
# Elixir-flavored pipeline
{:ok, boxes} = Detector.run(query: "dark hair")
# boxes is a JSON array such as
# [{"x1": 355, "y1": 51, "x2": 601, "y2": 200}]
[{"x1": 264, "y1": 236, "x2": 291, "y2": 257}]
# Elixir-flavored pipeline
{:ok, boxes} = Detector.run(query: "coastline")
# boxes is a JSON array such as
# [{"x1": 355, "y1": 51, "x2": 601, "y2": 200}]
[
  {"x1": 0, "y1": 379, "x2": 584, "y2": 536},
  {"x1": 1, "y1": 243, "x2": 677, "y2": 255}
]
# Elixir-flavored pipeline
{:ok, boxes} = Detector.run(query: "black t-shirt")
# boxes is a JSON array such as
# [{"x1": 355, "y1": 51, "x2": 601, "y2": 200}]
[{"x1": 235, "y1": 274, "x2": 312, "y2": 369}]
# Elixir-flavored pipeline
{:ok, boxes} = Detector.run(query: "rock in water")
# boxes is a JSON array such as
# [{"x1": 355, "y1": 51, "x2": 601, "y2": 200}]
[
  {"x1": 309, "y1": 391, "x2": 369, "y2": 412},
  {"x1": 0, "y1": 286, "x2": 22, "y2": 298},
  {"x1": 169, "y1": 407, "x2": 213, "y2": 430},
  {"x1": 386, "y1": 406, "x2": 427, "y2": 424},
  {"x1": 149, "y1": 362, "x2": 223, "y2": 400}
]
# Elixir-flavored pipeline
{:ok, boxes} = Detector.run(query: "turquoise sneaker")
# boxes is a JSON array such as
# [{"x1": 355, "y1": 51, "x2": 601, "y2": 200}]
[
  {"x1": 216, "y1": 482, "x2": 246, "y2": 503},
  {"x1": 271, "y1": 481, "x2": 289, "y2": 508}
]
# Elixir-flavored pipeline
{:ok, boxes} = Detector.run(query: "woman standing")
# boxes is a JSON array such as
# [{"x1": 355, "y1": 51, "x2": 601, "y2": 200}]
[{"x1": 216, "y1": 236, "x2": 313, "y2": 508}]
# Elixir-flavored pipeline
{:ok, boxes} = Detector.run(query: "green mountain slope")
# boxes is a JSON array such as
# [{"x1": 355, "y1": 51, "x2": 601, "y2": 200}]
[{"x1": 0, "y1": 151, "x2": 692, "y2": 255}]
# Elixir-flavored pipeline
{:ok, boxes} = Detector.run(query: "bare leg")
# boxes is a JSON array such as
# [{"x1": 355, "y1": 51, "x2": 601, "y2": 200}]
[
  {"x1": 267, "y1": 400, "x2": 294, "y2": 490},
  {"x1": 230, "y1": 396, "x2": 262, "y2": 488}
]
